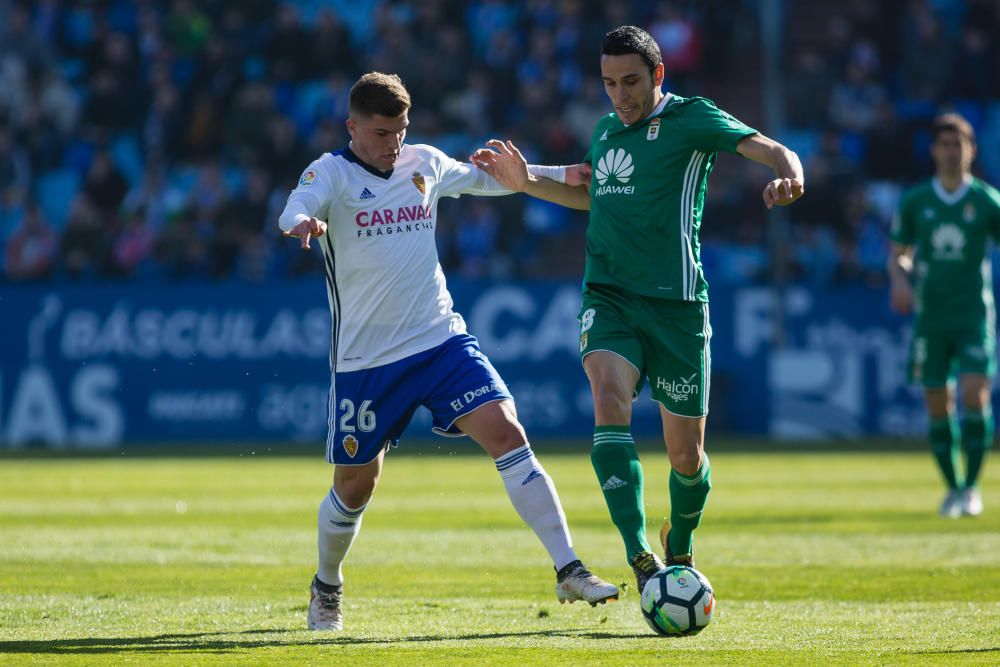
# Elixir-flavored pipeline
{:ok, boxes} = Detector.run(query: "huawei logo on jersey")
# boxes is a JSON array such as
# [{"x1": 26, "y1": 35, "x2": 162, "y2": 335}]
[{"x1": 411, "y1": 171, "x2": 426, "y2": 194}]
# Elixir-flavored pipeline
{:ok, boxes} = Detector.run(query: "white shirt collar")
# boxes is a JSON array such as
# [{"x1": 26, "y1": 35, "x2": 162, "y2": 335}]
[
  {"x1": 622, "y1": 92, "x2": 672, "y2": 127},
  {"x1": 932, "y1": 174, "x2": 972, "y2": 205}
]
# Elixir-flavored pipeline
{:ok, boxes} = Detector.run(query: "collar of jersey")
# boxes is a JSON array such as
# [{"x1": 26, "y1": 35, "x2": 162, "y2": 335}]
[
  {"x1": 338, "y1": 145, "x2": 395, "y2": 180},
  {"x1": 932, "y1": 174, "x2": 972, "y2": 205},
  {"x1": 620, "y1": 92, "x2": 674, "y2": 128}
]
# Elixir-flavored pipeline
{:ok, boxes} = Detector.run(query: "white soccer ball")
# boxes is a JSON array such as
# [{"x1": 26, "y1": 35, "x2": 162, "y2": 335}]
[{"x1": 640, "y1": 565, "x2": 715, "y2": 636}]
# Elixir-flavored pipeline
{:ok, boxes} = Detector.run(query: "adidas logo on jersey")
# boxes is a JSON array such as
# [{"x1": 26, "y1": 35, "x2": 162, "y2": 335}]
[
  {"x1": 602, "y1": 475, "x2": 627, "y2": 490},
  {"x1": 359, "y1": 187, "x2": 376, "y2": 200},
  {"x1": 599, "y1": 129, "x2": 609, "y2": 141}
]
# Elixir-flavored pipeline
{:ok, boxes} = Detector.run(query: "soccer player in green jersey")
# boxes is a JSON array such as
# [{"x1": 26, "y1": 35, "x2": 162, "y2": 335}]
[
  {"x1": 473, "y1": 26, "x2": 804, "y2": 590},
  {"x1": 888, "y1": 113, "x2": 1000, "y2": 518}
]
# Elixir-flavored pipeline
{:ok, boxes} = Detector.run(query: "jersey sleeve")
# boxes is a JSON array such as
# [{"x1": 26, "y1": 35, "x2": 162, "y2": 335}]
[
  {"x1": 680, "y1": 98, "x2": 758, "y2": 154},
  {"x1": 890, "y1": 190, "x2": 916, "y2": 246},
  {"x1": 437, "y1": 151, "x2": 512, "y2": 198},
  {"x1": 278, "y1": 158, "x2": 337, "y2": 231}
]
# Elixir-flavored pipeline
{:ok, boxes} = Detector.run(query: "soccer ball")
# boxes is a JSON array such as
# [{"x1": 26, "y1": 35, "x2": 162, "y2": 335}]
[{"x1": 640, "y1": 565, "x2": 715, "y2": 636}]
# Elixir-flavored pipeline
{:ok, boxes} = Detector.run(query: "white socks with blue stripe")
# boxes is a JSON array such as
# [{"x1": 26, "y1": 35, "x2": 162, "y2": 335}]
[
  {"x1": 317, "y1": 487, "x2": 366, "y2": 586},
  {"x1": 494, "y1": 444, "x2": 577, "y2": 570}
]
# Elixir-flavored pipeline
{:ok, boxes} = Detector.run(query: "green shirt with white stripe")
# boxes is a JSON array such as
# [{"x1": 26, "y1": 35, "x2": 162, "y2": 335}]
[{"x1": 582, "y1": 94, "x2": 757, "y2": 301}]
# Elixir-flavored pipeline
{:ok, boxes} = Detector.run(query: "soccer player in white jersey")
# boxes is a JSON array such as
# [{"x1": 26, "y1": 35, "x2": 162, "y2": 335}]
[{"x1": 278, "y1": 72, "x2": 618, "y2": 631}]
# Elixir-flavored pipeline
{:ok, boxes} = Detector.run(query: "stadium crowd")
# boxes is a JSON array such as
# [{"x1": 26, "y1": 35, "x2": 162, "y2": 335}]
[{"x1": 2, "y1": 0, "x2": 1000, "y2": 286}]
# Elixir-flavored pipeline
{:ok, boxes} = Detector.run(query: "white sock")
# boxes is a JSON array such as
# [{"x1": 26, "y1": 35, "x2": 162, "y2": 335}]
[
  {"x1": 494, "y1": 444, "x2": 578, "y2": 570},
  {"x1": 317, "y1": 487, "x2": 366, "y2": 586}
]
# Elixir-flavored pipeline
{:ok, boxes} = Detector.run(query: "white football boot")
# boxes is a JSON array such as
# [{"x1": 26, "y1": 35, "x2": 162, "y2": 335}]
[
  {"x1": 961, "y1": 487, "x2": 983, "y2": 517},
  {"x1": 555, "y1": 560, "x2": 619, "y2": 606},
  {"x1": 308, "y1": 576, "x2": 344, "y2": 630},
  {"x1": 938, "y1": 489, "x2": 963, "y2": 518}
]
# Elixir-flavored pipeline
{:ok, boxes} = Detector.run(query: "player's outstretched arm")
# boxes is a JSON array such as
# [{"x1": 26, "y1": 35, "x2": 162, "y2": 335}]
[
  {"x1": 736, "y1": 134, "x2": 805, "y2": 209},
  {"x1": 887, "y1": 242, "x2": 915, "y2": 315},
  {"x1": 278, "y1": 195, "x2": 328, "y2": 250},
  {"x1": 472, "y1": 139, "x2": 591, "y2": 211}
]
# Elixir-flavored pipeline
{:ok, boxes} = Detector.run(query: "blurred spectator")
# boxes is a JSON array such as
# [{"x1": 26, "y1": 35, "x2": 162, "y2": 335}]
[
  {"x1": 59, "y1": 195, "x2": 110, "y2": 280},
  {"x1": 647, "y1": 2, "x2": 703, "y2": 87},
  {"x1": 113, "y1": 209, "x2": 155, "y2": 277},
  {"x1": 5, "y1": 204, "x2": 57, "y2": 281},
  {"x1": 82, "y1": 149, "x2": 130, "y2": 225}
]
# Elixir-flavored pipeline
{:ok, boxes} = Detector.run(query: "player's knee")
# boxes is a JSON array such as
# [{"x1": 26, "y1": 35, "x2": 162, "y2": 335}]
[
  {"x1": 670, "y1": 446, "x2": 703, "y2": 477},
  {"x1": 592, "y1": 385, "x2": 632, "y2": 423},
  {"x1": 334, "y1": 469, "x2": 379, "y2": 507},
  {"x1": 489, "y1": 422, "x2": 529, "y2": 456}
]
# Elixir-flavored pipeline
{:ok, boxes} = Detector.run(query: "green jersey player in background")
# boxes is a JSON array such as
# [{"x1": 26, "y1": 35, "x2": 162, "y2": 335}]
[
  {"x1": 888, "y1": 113, "x2": 1000, "y2": 518},
  {"x1": 474, "y1": 26, "x2": 804, "y2": 591}
]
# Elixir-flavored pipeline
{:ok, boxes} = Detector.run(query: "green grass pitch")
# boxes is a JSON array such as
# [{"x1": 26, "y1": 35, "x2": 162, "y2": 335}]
[{"x1": 1, "y1": 447, "x2": 998, "y2": 665}]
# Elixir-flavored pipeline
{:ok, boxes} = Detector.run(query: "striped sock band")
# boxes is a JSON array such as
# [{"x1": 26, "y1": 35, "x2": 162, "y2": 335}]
[{"x1": 495, "y1": 444, "x2": 534, "y2": 472}]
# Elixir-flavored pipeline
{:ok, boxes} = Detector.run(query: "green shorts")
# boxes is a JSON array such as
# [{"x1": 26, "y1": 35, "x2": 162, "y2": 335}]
[
  {"x1": 578, "y1": 283, "x2": 711, "y2": 418},
  {"x1": 909, "y1": 324, "x2": 996, "y2": 387}
]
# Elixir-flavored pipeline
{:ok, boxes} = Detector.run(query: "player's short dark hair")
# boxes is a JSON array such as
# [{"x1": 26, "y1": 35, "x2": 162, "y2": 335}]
[
  {"x1": 349, "y1": 72, "x2": 411, "y2": 118},
  {"x1": 601, "y1": 25, "x2": 662, "y2": 71},
  {"x1": 932, "y1": 113, "x2": 975, "y2": 143}
]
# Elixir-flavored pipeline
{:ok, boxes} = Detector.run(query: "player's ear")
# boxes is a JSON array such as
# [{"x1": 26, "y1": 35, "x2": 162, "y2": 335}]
[
  {"x1": 346, "y1": 117, "x2": 357, "y2": 138},
  {"x1": 652, "y1": 63, "x2": 665, "y2": 88}
]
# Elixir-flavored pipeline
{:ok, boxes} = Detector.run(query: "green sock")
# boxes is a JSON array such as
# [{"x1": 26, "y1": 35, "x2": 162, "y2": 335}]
[
  {"x1": 962, "y1": 408, "x2": 993, "y2": 488},
  {"x1": 929, "y1": 417, "x2": 962, "y2": 490},
  {"x1": 591, "y1": 426, "x2": 651, "y2": 561},
  {"x1": 668, "y1": 456, "x2": 712, "y2": 557}
]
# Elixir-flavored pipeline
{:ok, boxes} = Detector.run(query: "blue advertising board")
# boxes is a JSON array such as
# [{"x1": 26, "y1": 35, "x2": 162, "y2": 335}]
[{"x1": 0, "y1": 280, "x2": 937, "y2": 449}]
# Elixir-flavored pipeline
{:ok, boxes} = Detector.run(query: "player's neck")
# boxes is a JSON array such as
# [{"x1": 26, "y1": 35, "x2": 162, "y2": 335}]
[{"x1": 936, "y1": 172, "x2": 969, "y2": 193}]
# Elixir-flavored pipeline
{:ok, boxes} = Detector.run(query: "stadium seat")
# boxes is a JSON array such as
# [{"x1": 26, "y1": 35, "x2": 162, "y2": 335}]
[{"x1": 33, "y1": 169, "x2": 80, "y2": 229}]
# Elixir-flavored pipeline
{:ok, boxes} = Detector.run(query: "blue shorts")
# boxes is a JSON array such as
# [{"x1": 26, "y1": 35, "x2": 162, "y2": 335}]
[{"x1": 325, "y1": 334, "x2": 513, "y2": 465}]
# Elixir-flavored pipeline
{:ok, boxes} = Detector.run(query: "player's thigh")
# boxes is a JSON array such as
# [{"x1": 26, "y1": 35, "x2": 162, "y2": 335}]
[
  {"x1": 579, "y1": 284, "x2": 646, "y2": 401},
  {"x1": 909, "y1": 329, "x2": 954, "y2": 389},
  {"x1": 326, "y1": 356, "x2": 427, "y2": 465},
  {"x1": 420, "y1": 334, "x2": 516, "y2": 444},
  {"x1": 644, "y1": 300, "x2": 711, "y2": 419},
  {"x1": 583, "y1": 350, "x2": 640, "y2": 414}
]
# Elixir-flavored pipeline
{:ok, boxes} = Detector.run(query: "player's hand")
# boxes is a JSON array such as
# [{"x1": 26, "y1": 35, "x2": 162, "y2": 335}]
[
  {"x1": 763, "y1": 178, "x2": 804, "y2": 209},
  {"x1": 283, "y1": 217, "x2": 327, "y2": 250},
  {"x1": 565, "y1": 163, "x2": 592, "y2": 187},
  {"x1": 470, "y1": 139, "x2": 530, "y2": 192},
  {"x1": 889, "y1": 280, "x2": 914, "y2": 315}
]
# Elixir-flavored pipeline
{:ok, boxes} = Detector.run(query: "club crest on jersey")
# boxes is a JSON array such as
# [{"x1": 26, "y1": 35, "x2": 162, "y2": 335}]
[
  {"x1": 964, "y1": 202, "x2": 976, "y2": 223},
  {"x1": 647, "y1": 118, "x2": 660, "y2": 141},
  {"x1": 579, "y1": 332, "x2": 588, "y2": 352},
  {"x1": 299, "y1": 169, "x2": 316, "y2": 186},
  {"x1": 411, "y1": 171, "x2": 426, "y2": 194},
  {"x1": 342, "y1": 434, "x2": 358, "y2": 458}
]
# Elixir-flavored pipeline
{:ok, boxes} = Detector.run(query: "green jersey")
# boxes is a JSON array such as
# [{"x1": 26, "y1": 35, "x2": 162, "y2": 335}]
[
  {"x1": 890, "y1": 177, "x2": 1000, "y2": 329},
  {"x1": 582, "y1": 94, "x2": 757, "y2": 301}
]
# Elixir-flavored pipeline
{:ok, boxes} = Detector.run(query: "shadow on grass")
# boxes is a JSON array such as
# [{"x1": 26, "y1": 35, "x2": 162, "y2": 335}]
[
  {"x1": 0, "y1": 628, "x2": 654, "y2": 654},
  {"x1": 903, "y1": 647, "x2": 999, "y2": 655}
]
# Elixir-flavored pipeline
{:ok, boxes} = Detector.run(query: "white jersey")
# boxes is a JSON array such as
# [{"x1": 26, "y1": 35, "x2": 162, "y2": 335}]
[{"x1": 279, "y1": 143, "x2": 509, "y2": 372}]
